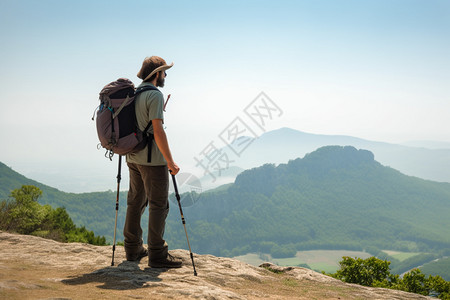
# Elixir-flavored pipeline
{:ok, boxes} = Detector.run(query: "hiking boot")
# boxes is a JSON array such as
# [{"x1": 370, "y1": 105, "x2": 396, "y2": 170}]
[
  {"x1": 126, "y1": 247, "x2": 148, "y2": 261},
  {"x1": 149, "y1": 253, "x2": 182, "y2": 268}
]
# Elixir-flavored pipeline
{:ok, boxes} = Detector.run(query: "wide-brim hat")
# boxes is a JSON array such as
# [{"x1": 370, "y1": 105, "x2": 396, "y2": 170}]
[
  {"x1": 137, "y1": 56, "x2": 174, "y2": 82},
  {"x1": 143, "y1": 62, "x2": 173, "y2": 81}
]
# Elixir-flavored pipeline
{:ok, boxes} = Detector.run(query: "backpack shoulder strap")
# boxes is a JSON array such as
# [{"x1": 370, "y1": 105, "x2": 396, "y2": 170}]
[
  {"x1": 135, "y1": 85, "x2": 159, "y2": 133},
  {"x1": 143, "y1": 120, "x2": 153, "y2": 133},
  {"x1": 134, "y1": 85, "x2": 161, "y2": 163},
  {"x1": 135, "y1": 85, "x2": 160, "y2": 95},
  {"x1": 135, "y1": 85, "x2": 161, "y2": 133}
]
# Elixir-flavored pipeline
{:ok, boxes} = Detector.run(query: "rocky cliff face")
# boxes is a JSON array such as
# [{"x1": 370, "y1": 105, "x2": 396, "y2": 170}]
[{"x1": 0, "y1": 231, "x2": 433, "y2": 299}]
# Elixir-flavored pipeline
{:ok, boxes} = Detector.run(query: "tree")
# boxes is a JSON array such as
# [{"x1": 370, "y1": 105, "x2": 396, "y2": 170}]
[
  {"x1": 400, "y1": 269, "x2": 450, "y2": 299},
  {"x1": 0, "y1": 185, "x2": 106, "y2": 246},
  {"x1": 10, "y1": 185, "x2": 42, "y2": 203},
  {"x1": 330, "y1": 256, "x2": 394, "y2": 287},
  {"x1": 51, "y1": 207, "x2": 76, "y2": 233},
  {"x1": 4, "y1": 185, "x2": 49, "y2": 234},
  {"x1": 328, "y1": 256, "x2": 450, "y2": 300},
  {"x1": 271, "y1": 244, "x2": 297, "y2": 258}
]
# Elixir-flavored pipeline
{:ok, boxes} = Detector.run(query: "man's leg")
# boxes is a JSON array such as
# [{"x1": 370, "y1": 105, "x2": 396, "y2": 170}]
[
  {"x1": 139, "y1": 165, "x2": 169, "y2": 260},
  {"x1": 140, "y1": 165, "x2": 181, "y2": 268},
  {"x1": 123, "y1": 162, "x2": 148, "y2": 260}
]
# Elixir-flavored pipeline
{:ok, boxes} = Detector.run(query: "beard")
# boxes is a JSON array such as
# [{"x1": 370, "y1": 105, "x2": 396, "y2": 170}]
[{"x1": 156, "y1": 76, "x2": 165, "y2": 87}]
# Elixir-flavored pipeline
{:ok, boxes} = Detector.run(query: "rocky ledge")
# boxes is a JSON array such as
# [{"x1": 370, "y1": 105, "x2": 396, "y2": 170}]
[{"x1": 0, "y1": 231, "x2": 433, "y2": 299}]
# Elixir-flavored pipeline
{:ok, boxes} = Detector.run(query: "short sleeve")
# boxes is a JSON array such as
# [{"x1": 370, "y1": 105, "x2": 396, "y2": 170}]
[{"x1": 147, "y1": 91, "x2": 164, "y2": 121}]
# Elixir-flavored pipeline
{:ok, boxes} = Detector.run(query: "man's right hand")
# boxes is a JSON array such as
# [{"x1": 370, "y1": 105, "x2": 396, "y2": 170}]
[{"x1": 168, "y1": 162, "x2": 180, "y2": 175}]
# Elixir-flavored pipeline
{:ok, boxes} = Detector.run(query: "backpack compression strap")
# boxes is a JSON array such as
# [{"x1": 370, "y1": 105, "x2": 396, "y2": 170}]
[
  {"x1": 144, "y1": 124, "x2": 154, "y2": 163},
  {"x1": 135, "y1": 85, "x2": 160, "y2": 163}
]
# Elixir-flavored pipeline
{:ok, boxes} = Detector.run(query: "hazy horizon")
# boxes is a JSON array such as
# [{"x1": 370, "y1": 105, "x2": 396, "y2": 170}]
[{"x1": 3, "y1": 127, "x2": 450, "y2": 194}]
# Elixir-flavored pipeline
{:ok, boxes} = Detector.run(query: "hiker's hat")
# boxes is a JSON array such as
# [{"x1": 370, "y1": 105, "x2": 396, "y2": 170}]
[{"x1": 137, "y1": 56, "x2": 174, "y2": 82}]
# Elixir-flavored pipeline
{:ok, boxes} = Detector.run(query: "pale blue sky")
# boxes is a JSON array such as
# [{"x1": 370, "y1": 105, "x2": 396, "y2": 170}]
[{"x1": 1, "y1": 0, "x2": 449, "y2": 192}]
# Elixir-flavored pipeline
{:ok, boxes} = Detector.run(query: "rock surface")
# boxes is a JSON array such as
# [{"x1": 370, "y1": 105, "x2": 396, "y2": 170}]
[{"x1": 0, "y1": 231, "x2": 433, "y2": 299}]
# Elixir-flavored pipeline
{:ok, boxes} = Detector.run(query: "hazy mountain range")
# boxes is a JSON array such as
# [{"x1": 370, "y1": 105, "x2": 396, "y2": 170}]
[
  {"x1": 5, "y1": 127, "x2": 449, "y2": 193},
  {"x1": 198, "y1": 127, "x2": 450, "y2": 191},
  {"x1": 2, "y1": 145, "x2": 449, "y2": 254}
]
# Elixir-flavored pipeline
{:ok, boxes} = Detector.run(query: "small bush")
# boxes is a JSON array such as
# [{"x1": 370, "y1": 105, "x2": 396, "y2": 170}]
[
  {"x1": 0, "y1": 185, "x2": 106, "y2": 246},
  {"x1": 328, "y1": 256, "x2": 450, "y2": 299}
]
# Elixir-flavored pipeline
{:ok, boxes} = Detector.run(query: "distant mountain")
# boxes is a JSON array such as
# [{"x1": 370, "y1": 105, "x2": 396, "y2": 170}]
[
  {"x1": 401, "y1": 140, "x2": 450, "y2": 149},
  {"x1": 212, "y1": 127, "x2": 450, "y2": 186},
  {"x1": 0, "y1": 161, "x2": 61, "y2": 199},
  {"x1": 6, "y1": 128, "x2": 449, "y2": 194}
]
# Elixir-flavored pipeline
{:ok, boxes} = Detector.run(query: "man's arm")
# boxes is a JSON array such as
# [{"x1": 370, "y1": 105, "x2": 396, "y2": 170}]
[{"x1": 153, "y1": 119, "x2": 180, "y2": 175}]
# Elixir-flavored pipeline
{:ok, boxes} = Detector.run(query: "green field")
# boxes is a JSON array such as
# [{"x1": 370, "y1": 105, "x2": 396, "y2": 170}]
[
  {"x1": 234, "y1": 250, "x2": 372, "y2": 273},
  {"x1": 382, "y1": 250, "x2": 423, "y2": 262},
  {"x1": 234, "y1": 250, "x2": 449, "y2": 277}
]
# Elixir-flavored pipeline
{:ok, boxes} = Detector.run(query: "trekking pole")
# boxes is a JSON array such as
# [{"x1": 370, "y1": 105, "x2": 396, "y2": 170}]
[
  {"x1": 163, "y1": 94, "x2": 171, "y2": 111},
  {"x1": 111, "y1": 155, "x2": 122, "y2": 266},
  {"x1": 171, "y1": 174, "x2": 198, "y2": 276}
]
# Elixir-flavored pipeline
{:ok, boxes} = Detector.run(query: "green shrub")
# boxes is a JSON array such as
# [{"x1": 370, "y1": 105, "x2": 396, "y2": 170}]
[
  {"x1": 0, "y1": 185, "x2": 106, "y2": 246},
  {"x1": 328, "y1": 256, "x2": 450, "y2": 299}
]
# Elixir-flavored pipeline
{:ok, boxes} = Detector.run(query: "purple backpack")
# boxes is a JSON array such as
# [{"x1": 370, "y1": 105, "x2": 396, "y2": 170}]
[{"x1": 95, "y1": 78, "x2": 158, "y2": 160}]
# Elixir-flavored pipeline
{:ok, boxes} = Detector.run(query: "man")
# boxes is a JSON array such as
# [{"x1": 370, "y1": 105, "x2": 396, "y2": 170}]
[{"x1": 124, "y1": 56, "x2": 181, "y2": 268}]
